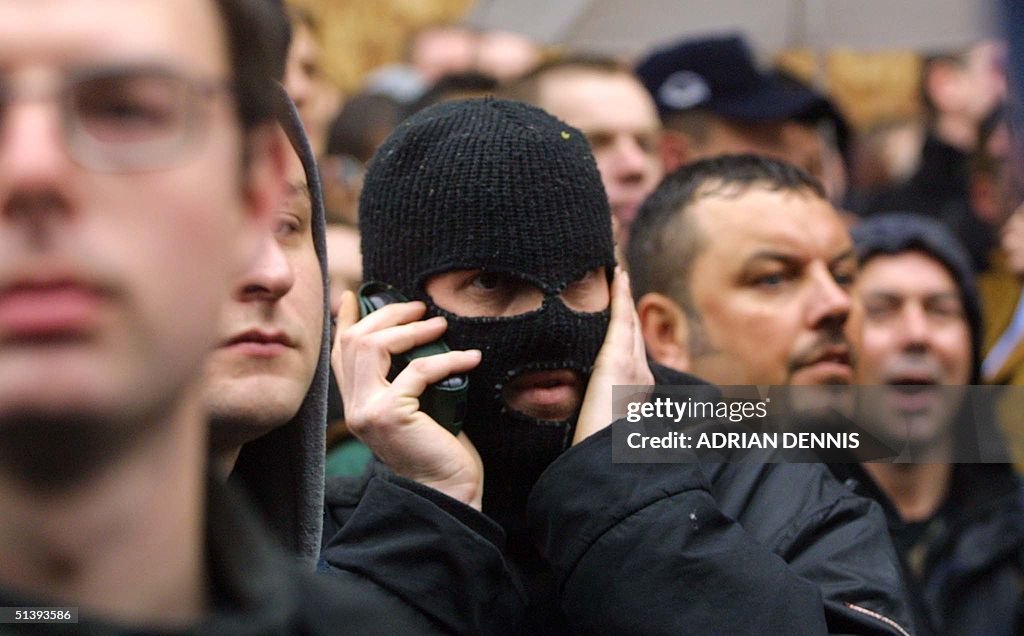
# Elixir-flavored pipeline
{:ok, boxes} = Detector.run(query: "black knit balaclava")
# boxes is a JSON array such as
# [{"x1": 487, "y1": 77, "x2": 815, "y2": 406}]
[{"x1": 359, "y1": 99, "x2": 615, "y2": 534}]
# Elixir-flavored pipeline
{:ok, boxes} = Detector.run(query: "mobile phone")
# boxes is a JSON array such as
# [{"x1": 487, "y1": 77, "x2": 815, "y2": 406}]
[{"x1": 357, "y1": 281, "x2": 468, "y2": 435}]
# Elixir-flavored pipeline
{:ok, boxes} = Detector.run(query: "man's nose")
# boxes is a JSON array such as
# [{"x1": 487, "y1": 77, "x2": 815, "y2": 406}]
[
  {"x1": 896, "y1": 303, "x2": 931, "y2": 350},
  {"x1": 236, "y1": 232, "x2": 296, "y2": 302},
  {"x1": 610, "y1": 135, "x2": 650, "y2": 182},
  {"x1": 0, "y1": 102, "x2": 73, "y2": 223},
  {"x1": 807, "y1": 265, "x2": 852, "y2": 330}
]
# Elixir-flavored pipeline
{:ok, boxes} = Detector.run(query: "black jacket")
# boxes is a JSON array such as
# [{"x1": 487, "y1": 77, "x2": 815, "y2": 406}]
[
  {"x1": 0, "y1": 477, "x2": 456, "y2": 635},
  {"x1": 321, "y1": 471, "x2": 527, "y2": 635},
  {"x1": 324, "y1": 365, "x2": 913, "y2": 635},
  {"x1": 830, "y1": 462, "x2": 1024, "y2": 635},
  {"x1": 527, "y1": 368, "x2": 912, "y2": 634}
]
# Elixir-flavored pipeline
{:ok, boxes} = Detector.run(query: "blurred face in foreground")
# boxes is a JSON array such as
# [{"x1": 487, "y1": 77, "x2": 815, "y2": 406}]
[{"x1": 0, "y1": 0, "x2": 275, "y2": 430}]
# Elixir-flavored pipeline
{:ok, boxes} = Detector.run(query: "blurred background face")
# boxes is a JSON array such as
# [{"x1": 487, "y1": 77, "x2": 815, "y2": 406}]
[
  {"x1": 684, "y1": 186, "x2": 856, "y2": 386},
  {"x1": 284, "y1": 18, "x2": 339, "y2": 156},
  {"x1": 0, "y1": 0, "x2": 266, "y2": 426},
  {"x1": 324, "y1": 224, "x2": 361, "y2": 316},
  {"x1": 927, "y1": 40, "x2": 1007, "y2": 133},
  {"x1": 536, "y1": 69, "x2": 663, "y2": 237},
  {"x1": 959, "y1": 41, "x2": 1007, "y2": 122},
  {"x1": 205, "y1": 137, "x2": 323, "y2": 438},
  {"x1": 410, "y1": 26, "x2": 478, "y2": 83},
  {"x1": 476, "y1": 30, "x2": 540, "y2": 81},
  {"x1": 850, "y1": 251, "x2": 971, "y2": 451}
]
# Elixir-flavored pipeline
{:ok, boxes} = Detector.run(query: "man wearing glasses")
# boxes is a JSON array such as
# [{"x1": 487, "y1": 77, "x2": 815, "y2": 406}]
[{"x1": 0, "y1": 2, "x2": 518, "y2": 633}]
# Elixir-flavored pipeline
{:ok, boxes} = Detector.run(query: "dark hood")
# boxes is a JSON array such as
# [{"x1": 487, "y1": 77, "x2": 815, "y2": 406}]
[
  {"x1": 851, "y1": 212, "x2": 983, "y2": 383},
  {"x1": 850, "y1": 212, "x2": 1014, "y2": 462},
  {"x1": 230, "y1": 84, "x2": 330, "y2": 567}
]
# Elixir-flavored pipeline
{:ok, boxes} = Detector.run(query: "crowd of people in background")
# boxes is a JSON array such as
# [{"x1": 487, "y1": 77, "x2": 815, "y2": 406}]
[{"x1": 3, "y1": 0, "x2": 1024, "y2": 634}]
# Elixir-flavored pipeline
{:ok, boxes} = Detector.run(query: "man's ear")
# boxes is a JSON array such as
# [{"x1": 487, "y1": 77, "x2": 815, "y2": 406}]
[
  {"x1": 636, "y1": 292, "x2": 691, "y2": 372},
  {"x1": 660, "y1": 129, "x2": 691, "y2": 174}
]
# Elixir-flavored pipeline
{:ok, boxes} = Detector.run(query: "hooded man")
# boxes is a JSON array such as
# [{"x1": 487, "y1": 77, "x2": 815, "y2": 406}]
[
  {"x1": 202, "y1": 87, "x2": 330, "y2": 566},
  {"x1": 323, "y1": 98, "x2": 912, "y2": 635},
  {"x1": 201, "y1": 86, "x2": 523, "y2": 634},
  {"x1": 837, "y1": 212, "x2": 1024, "y2": 635}
]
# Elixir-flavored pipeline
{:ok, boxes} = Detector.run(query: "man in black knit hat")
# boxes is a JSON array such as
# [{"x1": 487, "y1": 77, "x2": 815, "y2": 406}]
[{"x1": 324, "y1": 98, "x2": 912, "y2": 634}]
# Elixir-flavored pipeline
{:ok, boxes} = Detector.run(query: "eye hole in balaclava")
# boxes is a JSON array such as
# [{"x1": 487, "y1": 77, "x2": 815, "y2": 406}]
[{"x1": 424, "y1": 268, "x2": 610, "y2": 318}]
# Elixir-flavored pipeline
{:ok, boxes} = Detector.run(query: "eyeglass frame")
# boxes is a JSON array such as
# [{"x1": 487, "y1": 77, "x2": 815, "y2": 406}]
[{"x1": 0, "y1": 63, "x2": 234, "y2": 173}]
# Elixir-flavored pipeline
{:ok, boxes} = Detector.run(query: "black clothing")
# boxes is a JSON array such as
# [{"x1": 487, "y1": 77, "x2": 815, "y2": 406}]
[
  {"x1": 1, "y1": 478, "x2": 456, "y2": 635},
  {"x1": 530, "y1": 425, "x2": 910, "y2": 635},
  {"x1": 228, "y1": 86, "x2": 332, "y2": 565},
  {"x1": 854, "y1": 134, "x2": 996, "y2": 271},
  {"x1": 323, "y1": 365, "x2": 913, "y2": 635},
  {"x1": 829, "y1": 462, "x2": 1024, "y2": 635},
  {"x1": 359, "y1": 99, "x2": 614, "y2": 302},
  {"x1": 320, "y1": 471, "x2": 526, "y2": 635}
]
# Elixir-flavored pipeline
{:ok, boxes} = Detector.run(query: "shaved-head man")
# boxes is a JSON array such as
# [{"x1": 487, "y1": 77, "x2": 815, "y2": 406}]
[
  {"x1": 629, "y1": 154, "x2": 855, "y2": 386},
  {"x1": 505, "y1": 58, "x2": 663, "y2": 245}
]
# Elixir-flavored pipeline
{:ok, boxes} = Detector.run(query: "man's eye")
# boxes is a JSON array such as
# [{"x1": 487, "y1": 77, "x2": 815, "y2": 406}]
[
  {"x1": 80, "y1": 97, "x2": 173, "y2": 132},
  {"x1": 636, "y1": 134, "x2": 658, "y2": 154},
  {"x1": 833, "y1": 270, "x2": 857, "y2": 288},
  {"x1": 585, "y1": 132, "x2": 613, "y2": 151},
  {"x1": 927, "y1": 302, "x2": 964, "y2": 320},
  {"x1": 574, "y1": 269, "x2": 597, "y2": 284},
  {"x1": 753, "y1": 273, "x2": 786, "y2": 288},
  {"x1": 471, "y1": 272, "x2": 503, "y2": 291},
  {"x1": 864, "y1": 303, "x2": 896, "y2": 320},
  {"x1": 74, "y1": 76, "x2": 182, "y2": 141},
  {"x1": 275, "y1": 217, "x2": 301, "y2": 238}
]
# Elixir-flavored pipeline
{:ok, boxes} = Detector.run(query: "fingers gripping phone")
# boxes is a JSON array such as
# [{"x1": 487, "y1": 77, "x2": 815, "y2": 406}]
[{"x1": 357, "y1": 282, "x2": 468, "y2": 436}]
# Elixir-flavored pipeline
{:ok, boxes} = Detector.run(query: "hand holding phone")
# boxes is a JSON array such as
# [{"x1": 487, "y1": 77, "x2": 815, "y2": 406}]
[{"x1": 357, "y1": 282, "x2": 468, "y2": 435}]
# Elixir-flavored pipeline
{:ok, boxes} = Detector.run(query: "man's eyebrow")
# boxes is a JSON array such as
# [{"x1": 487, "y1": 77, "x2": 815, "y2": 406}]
[
  {"x1": 741, "y1": 248, "x2": 856, "y2": 270},
  {"x1": 829, "y1": 249, "x2": 856, "y2": 267},
  {"x1": 924, "y1": 291, "x2": 964, "y2": 303},
  {"x1": 742, "y1": 251, "x2": 802, "y2": 266},
  {"x1": 861, "y1": 289, "x2": 961, "y2": 303},
  {"x1": 860, "y1": 290, "x2": 901, "y2": 300},
  {"x1": 287, "y1": 181, "x2": 310, "y2": 199}
]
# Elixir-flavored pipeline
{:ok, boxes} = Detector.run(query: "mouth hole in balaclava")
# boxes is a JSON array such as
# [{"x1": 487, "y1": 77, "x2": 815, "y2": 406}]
[{"x1": 500, "y1": 364, "x2": 588, "y2": 423}]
